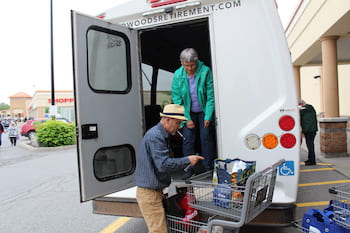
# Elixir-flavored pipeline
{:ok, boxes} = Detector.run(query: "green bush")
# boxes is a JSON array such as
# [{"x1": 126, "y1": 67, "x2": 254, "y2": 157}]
[{"x1": 36, "y1": 120, "x2": 76, "y2": 147}]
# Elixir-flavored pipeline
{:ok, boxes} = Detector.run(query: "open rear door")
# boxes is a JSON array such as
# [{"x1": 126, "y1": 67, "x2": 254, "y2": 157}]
[{"x1": 71, "y1": 11, "x2": 143, "y2": 202}]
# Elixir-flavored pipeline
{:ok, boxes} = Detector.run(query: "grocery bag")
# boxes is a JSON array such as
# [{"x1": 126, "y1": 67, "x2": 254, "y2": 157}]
[
  {"x1": 302, "y1": 208, "x2": 335, "y2": 233},
  {"x1": 302, "y1": 208, "x2": 350, "y2": 233},
  {"x1": 325, "y1": 200, "x2": 350, "y2": 233},
  {"x1": 214, "y1": 158, "x2": 256, "y2": 185},
  {"x1": 163, "y1": 187, "x2": 187, "y2": 217}
]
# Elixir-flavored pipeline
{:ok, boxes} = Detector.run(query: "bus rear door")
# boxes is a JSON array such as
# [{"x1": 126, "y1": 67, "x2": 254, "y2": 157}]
[{"x1": 71, "y1": 11, "x2": 143, "y2": 202}]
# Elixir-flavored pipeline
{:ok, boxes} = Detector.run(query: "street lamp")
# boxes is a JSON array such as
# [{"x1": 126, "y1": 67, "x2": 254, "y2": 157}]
[{"x1": 50, "y1": 0, "x2": 57, "y2": 117}]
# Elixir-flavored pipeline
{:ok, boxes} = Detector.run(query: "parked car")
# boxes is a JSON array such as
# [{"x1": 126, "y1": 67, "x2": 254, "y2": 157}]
[
  {"x1": 21, "y1": 118, "x2": 71, "y2": 139},
  {"x1": 2, "y1": 119, "x2": 11, "y2": 128}
]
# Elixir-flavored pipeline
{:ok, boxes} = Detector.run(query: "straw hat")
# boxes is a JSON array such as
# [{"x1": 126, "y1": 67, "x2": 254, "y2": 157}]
[{"x1": 160, "y1": 104, "x2": 188, "y2": 121}]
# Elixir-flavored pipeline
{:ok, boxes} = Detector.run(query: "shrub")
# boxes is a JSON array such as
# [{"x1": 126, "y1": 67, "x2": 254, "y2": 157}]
[{"x1": 36, "y1": 120, "x2": 76, "y2": 147}]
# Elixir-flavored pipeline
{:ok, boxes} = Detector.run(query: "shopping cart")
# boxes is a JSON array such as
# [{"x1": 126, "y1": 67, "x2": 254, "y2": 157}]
[
  {"x1": 293, "y1": 184, "x2": 350, "y2": 232},
  {"x1": 166, "y1": 159, "x2": 285, "y2": 233},
  {"x1": 329, "y1": 184, "x2": 350, "y2": 229}
]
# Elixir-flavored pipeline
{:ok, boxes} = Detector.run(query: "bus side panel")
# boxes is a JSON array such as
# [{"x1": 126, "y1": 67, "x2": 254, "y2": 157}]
[{"x1": 210, "y1": 0, "x2": 300, "y2": 204}]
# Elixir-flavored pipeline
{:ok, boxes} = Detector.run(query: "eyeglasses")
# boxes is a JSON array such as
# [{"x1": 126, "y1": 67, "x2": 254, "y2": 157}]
[
  {"x1": 171, "y1": 119, "x2": 182, "y2": 125},
  {"x1": 182, "y1": 62, "x2": 196, "y2": 68}
]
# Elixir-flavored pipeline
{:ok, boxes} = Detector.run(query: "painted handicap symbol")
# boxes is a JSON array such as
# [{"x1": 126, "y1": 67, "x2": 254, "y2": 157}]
[{"x1": 279, "y1": 161, "x2": 294, "y2": 176}]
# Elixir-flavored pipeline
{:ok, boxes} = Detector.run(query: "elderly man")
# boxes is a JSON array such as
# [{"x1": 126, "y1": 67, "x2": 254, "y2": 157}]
[
  {"x1": 135, "y1": 104, "x2": 204, "y2": 233},
  {"x1": 299, "y1": 99, "x2": 318, "y2": 166},
  {"x1": 172, "y1": 48, "x2": 216, "y2": 172}
]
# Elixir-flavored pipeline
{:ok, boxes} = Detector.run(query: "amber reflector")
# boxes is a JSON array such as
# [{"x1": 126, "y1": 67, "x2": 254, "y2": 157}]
[{"x1": 262, "y1": 134, "x2": 278, "y2": 149}]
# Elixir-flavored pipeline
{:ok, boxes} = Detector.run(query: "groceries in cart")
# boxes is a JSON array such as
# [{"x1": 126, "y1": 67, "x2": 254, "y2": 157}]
[
  {"x1": 164, "y1": 187, "x2": 199, "y2": 226},
  {"x1": 166, "y1": 214, "x2": 224, "y2": 233},
  {"x1": 213, "y1": 158, "x2": 256, "y2": 185},
  {"x1": 212, "y1": 158, "x2": 256, "y2": 208},
  {"x1": 164, "y1": 187, "x2": 226, "y2": 232},
  {"x1": 213, "y1": 184, "x2": 234, "y2": 208},
  {"x1": 167, "y1": 160, "x2": 283, "y2": 232}
]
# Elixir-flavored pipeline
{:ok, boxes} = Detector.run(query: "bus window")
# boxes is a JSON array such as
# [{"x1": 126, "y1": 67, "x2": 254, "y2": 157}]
[
  {"x1": 156, "y1": 69, "x2": 173, "y2": 107},
  {"x1": 141, "y1": 64, "x2": 173, "y2": 108}
]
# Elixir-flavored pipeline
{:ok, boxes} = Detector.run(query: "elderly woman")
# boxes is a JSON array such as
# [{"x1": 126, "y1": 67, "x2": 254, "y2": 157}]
[{"x1": 171, "y1": 48, "x2": 216, "y2": 172}]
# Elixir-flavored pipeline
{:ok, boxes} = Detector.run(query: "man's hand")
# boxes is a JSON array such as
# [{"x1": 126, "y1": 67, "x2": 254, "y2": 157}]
[
  {"x1": 188, "y1": 155, "x2": 204, "y2": 166},
  {"x1": 186, "y1": 120, "x2": 195, "y2": 129}
]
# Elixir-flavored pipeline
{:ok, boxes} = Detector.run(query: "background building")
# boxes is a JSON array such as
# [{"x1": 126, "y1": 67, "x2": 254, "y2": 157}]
[
  {"x1": 287, "y1": 0, "x2": 350, "y2": 154},
  {"x1": 287, "y1": 0, "x2": 350, "y2": 117},
  {"x1": 9, "y1": 92, "x2": 32, "y2": 120},
  {"x1": 27, "y1": 90, "x2": 75, "y2": 122}
]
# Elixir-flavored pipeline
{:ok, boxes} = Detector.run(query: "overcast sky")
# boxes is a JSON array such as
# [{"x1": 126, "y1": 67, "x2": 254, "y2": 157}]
[{"x1": 0, "y1": 0, "x2": 299, "y2": 104}]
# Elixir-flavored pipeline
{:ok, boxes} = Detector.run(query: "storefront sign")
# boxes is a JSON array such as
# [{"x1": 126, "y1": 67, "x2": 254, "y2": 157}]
[{"x1": 48, "y1": 98, "x2": 74, "y2": 104}]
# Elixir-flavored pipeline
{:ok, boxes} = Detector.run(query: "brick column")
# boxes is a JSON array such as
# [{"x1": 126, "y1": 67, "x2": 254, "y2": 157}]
[{"x1": 319, "y1": 117, "x2": 349, "y2": 157}]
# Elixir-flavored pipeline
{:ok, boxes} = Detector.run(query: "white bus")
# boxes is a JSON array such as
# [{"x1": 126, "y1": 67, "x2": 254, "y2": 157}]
[{"x1": 72, "y1": 0, "x2": 300, "y2": 225}]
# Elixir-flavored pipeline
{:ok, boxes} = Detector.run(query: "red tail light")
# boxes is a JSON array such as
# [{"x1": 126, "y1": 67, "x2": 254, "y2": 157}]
[
  {"x1": 279, "y1": 115, "x2": 295, "y2": 131},
  {"x1": 280, "y1": 133, "x2": 296, "y2": 149}
]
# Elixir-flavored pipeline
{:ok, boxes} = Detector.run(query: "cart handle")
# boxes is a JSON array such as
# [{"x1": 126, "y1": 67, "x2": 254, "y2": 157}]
[
  {"x1": 329, "y1": 187, "x2": 338, "y2": 195},
  {"x1": 260, "y1": 159, "x2": 286, "y2": 173}
]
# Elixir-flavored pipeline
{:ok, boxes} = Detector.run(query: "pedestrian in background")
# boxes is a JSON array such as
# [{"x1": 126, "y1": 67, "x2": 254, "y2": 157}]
[
  {"x1": 7, "y1": 121, "x2": 19, "y2": 147},
  {"x1": 0, "y1": 121, "x2": 4, "y2": 146},
  {"x1": 299, "y1": 99, "x2": 318, "y2": 166}
]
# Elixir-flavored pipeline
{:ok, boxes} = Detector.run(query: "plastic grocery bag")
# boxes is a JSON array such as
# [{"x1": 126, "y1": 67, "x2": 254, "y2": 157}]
[{"x1": 163, "y1": 187, "x2": 187, "y2": 217}]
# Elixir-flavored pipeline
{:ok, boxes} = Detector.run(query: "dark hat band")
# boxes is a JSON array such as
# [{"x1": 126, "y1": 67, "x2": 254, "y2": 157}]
[{"x1": 162, "y1": 112, "x2": 184, "y2": 117}]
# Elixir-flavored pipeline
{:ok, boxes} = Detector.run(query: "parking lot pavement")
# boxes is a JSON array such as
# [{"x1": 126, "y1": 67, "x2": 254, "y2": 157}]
[
  {"x1": 302, "y1": 130, "x2": 350, "y2": 178},
  {"x1": 0, "y1": 133, "x2": 76, "y2": 167}
]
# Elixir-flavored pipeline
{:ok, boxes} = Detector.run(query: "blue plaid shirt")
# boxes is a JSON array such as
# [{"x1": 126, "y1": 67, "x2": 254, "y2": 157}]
[{"x1": 135, "y1": 122, "x2": 190, "y2": 189}]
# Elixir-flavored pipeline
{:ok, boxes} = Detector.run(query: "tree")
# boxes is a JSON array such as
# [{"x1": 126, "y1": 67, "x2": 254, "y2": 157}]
[{"x1": 0, "y1": 102, "x2": 10, "y2": 110}]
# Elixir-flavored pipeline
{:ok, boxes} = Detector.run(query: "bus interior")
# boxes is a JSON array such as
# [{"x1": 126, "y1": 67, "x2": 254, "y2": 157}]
[{"x1": 139, "y1": 17, "x2": 215, "y2": 163}]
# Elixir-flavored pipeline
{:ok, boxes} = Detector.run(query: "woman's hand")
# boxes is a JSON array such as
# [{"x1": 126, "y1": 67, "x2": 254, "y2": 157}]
[
  {"x1": 204, "y1": 120, "x2": 210, "y2": 128},
  {"x1": 186, "y1": 120, "x2": 195, "y2": 129}
]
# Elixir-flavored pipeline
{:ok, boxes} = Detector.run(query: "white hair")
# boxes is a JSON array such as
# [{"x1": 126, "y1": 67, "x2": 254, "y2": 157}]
[{"x1": 179, "y1": 48, "x2": 198, "y2": 62}]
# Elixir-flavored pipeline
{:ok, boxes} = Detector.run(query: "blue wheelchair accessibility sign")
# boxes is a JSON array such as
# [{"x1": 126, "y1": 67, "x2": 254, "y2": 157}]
[{"x1": 279, "y1": 161, "x2": 295, "y2": 176}]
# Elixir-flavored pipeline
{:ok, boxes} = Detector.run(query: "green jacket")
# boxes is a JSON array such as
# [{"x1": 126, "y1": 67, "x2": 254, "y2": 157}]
[
  {"x1": 172, "y1": 60, "x2": 215, "y2": 122},
  {"x1": 300, "y1": 104, "x2": 318, "y2": 133}
]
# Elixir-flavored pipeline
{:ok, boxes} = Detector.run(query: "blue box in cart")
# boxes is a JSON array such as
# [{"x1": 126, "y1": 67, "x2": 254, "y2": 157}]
[{"x1": 213, "y1": 184, "x2": 233, "y2": 209}]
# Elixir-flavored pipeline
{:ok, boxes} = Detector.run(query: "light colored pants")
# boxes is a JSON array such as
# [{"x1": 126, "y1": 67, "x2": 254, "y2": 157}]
[{"x1": 136, "y1": 187, "x2": 167, "y2": 233}]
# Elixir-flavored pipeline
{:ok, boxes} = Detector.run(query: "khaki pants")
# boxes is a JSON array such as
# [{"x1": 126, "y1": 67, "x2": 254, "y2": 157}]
[{"x1": 136, "y1": 187, "x2": 167, "y2": 233}]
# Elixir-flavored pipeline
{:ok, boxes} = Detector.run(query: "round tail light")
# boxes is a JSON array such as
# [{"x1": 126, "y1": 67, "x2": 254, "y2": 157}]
[
  {"x1": 280, "y1": 133, "x2": 296, "y2": 149},
  {"x1": 262, "y1": 133, "x2": 278, "y2": 149},
  {"x1": 279, "y1": 115, "x2": 295, "y2": 131},
  {"x1": 245, "y1": 134, "x2": 261, "y2": 150}
]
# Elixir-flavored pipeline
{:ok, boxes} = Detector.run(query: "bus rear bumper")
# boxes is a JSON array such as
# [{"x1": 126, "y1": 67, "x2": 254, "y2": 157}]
[{"x1": 248, "y1": 203, "x2": 296, "y2": 227}]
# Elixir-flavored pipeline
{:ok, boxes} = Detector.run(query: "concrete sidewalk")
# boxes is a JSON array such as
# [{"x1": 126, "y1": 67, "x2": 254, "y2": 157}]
[{"x1": 302, "y1": 129, "x2": 350, "y2": 178}]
